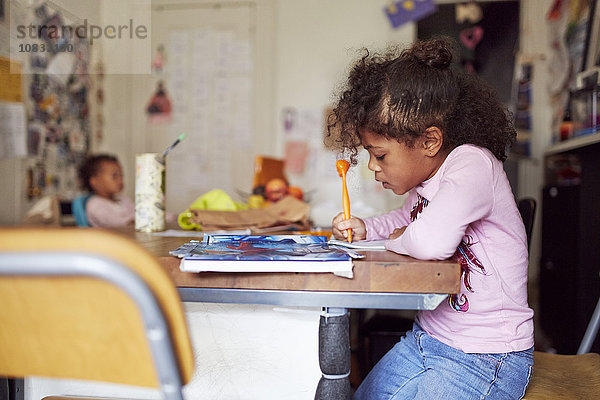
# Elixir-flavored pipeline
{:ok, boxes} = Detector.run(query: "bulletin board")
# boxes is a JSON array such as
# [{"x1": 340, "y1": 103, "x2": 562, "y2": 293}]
[
  {"x1": 417, "y1": 1, "x2": 520, "y2": 105},
  {"x1": 23, "y1": 2, "x2": 91, "y2": 201}
]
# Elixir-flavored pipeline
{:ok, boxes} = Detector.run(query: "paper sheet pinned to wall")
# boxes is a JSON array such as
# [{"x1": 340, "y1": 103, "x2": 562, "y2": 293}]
[
  {"x1": 0, "y1": 57, "x2": 23, "y2": 102},
  {"x1": 164, "y1": 28, "x2": 253, "y2": 213},
  {"x1": 0, "y1": 101, "x2": 26, "y2": 159}
]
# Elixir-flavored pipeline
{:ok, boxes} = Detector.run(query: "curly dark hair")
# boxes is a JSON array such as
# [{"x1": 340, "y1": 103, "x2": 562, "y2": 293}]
[
  {"x1": 78, "y1": 154, "x2": 119, "y2": 192},
  {"x1": 326, "y1": 37, "x2": 516, "y2": 164}
]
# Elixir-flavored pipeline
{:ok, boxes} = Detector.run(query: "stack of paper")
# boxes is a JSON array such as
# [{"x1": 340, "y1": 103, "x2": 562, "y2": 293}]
[{"x1": 170, "y1": 234, "x2": 360, "y2": 276}]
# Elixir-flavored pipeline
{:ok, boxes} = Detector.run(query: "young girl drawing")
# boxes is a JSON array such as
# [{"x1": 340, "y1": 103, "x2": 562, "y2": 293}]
[
  {"x1": 329, "y1": 38, "x2": 534, "y2": 399},
  {"x1": 78, "y1": 154, "x2": 135, "y2": 228}
]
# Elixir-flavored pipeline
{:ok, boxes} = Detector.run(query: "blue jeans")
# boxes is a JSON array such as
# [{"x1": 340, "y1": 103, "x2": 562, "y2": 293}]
[{"x1": 354, "y1": 324, "x2": 533, "y2": 400}]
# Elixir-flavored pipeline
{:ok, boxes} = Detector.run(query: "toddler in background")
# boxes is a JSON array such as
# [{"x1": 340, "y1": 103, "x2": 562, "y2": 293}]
[
  {"x1": 78, "y1": 154, "x2": 135, "y2": 228},
  {"x1": 329, "y1": 37, "x2": 534, "y2": 399}
]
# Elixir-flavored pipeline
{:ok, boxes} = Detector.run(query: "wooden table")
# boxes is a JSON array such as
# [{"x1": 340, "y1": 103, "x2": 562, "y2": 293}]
[
  {"x1": 128, "y1": 229, "x2": 460, "y2": 399},
  {"x1": 132, "y1": 230, "x2": 460, "y2": 309}
]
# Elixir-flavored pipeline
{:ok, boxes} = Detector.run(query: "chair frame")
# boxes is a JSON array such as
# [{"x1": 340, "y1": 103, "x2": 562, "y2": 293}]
[
  {"x1": 0, "y1": 251, "x2": 185, "y2": 400},
  {"x1": 517, "y1": 197, "x2": 536, "y2": 249},
  {"x1": 578, "y1": 294, "x2": 600, "y2": 354}
]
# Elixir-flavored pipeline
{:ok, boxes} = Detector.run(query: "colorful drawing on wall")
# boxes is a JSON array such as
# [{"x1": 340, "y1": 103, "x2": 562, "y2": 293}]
[
  {"x1": 284, "y1": 140, "x2": 309, "y2": 174},
  {"x1": 27, "y1": 123, "x2": 43, "y2": 155},
  {"x1": 146, "y1": 80, "x2": 173, "y2": 123},
  {"x1": 33, "y1": 3, "x2": 71, "y2": 52},
  {"x1": 384, "y1": 0, "x2": 437, "y2": 28},
  {"x1": 282, "y1": 107, "x2": 297, "y2": 134},
  {"x1": 515, "y1": 64, "x2": 533, "y2": 131},
  {"x1": 586, "y1": 0, "x2": 600, "y2": 69},
  {"x1": 513, "y1": 63, "x2": 533, "y2": 157},
  {"x1": 94, "y1": 61, "x2": 105, "y2": 143},
  {"x1": 565, "y1": 0, "x2": 595, "y2": 77},
  {"x1": 152, "y1": 44, "x2": 166, "y2": 73},
  {"x1": 417, "y1": 1, "x2": 519, "y2": 105},
  {"x1": 547, "y1": 0, "x2": 572, "y2": 97}
]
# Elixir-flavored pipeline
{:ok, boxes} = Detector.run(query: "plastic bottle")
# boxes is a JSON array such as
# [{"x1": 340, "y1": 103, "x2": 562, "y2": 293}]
[{"x1": 560, "y1": 106, "x2": 574, "y2": 141}]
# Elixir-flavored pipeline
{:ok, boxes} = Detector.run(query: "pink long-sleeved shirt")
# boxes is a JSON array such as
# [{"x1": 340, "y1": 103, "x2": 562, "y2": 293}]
[
  {"x1": 87, "y1": 194, "x2": 135, "y2": 228},
  {"x1": 364, "y1": 144, "x2": 534, "y2": 353}
]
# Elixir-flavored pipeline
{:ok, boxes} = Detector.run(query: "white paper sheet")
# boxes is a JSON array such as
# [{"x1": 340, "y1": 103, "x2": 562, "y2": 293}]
[
  {"x1": 25, "y1": 304, "x2": 321, "y2": 400},
  {"x1": 0, "y1": 101, "x2": 26, "y2": 159}
]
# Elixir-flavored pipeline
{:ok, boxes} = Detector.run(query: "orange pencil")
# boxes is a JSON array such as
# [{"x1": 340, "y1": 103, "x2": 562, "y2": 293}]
[{"x1": 336, "y1": 160, "x2": 352, "y2": 243}]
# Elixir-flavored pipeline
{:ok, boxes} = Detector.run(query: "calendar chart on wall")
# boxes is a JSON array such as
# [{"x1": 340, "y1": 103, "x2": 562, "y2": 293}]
[{"x1": 140, "y1": 3, "x2": 254, "y2": 214}]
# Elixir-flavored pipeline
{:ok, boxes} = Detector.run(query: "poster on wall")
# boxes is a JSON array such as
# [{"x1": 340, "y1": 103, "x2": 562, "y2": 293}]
[
  {"x1": 586, "y1": 0, "x2": 600, "y2": 70},
  {"x1": 0, "y1": 101, "x2": 26, "y2": 159},
  {"x1": 146, "y1": 80, "x2": 172, "y2": 123},
  {"x1": 417, "y1": 1, "x2": 519, "y2": 105},
  {"x1": 564, "y1": 0, "x2": 595, "y2": 78},
  {"x1": 0, "y1": 57, "x2": 26, "y2": 159},
  {"x1": 513, "y1": 63, "x2": 533, "y2": 157}
]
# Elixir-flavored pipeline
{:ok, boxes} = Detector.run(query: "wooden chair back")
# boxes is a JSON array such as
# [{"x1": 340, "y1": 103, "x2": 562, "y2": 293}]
[{"x1": 0, "y1": 228, "x2": 194, "y2": 399}]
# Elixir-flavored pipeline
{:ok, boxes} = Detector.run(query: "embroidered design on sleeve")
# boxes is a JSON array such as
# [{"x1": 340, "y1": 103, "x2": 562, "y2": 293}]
[
  {"x1": 449, "y1": 293, "x2": 469, "y2": 312},
  {"x1": 410, "y1": 194, "x2": 429, "y2": 221},
  {"x1": 448, "y1": 236, "x2": 486, "y2": 312}
]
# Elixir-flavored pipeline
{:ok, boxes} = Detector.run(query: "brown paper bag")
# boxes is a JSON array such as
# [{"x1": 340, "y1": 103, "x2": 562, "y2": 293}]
[{"x1": 189, "y1": 196, "x2": 310, "y2": 231}]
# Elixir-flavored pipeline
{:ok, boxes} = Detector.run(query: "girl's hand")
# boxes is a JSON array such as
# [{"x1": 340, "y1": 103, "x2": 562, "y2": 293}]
[
  {"x1": 332, "y1": 212, "x2": 366, "y2": 241},
  {"x1": 388, "y1": 226, "x2": 407, "y2": 240}
]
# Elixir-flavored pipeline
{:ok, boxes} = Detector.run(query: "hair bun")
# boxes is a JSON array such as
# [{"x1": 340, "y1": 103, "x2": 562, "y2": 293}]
[{"x1": 410, "y1": 38, "x2": 454, "y2": 69}]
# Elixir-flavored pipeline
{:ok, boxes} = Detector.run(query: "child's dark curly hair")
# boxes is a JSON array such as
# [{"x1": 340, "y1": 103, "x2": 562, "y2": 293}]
[
  {"x1": 78, "y1": 154, "x2": 119, "y2": 192},
  {"x1": 326, "y1": 37, "x2": 516, "y2": 164}
]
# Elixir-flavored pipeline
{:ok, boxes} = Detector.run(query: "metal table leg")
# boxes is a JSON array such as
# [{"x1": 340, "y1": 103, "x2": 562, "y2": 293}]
[{"x1": 314, "y1": 307, "x2": 352, "y2": 400}]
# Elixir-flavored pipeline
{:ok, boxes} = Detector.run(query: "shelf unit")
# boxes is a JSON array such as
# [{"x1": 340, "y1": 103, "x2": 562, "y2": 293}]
[{"x1": 545, "y1": 132, "x2": 600, "y2": 156}]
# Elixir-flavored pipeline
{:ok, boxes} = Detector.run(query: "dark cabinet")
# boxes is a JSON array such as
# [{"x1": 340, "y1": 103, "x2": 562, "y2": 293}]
[
  {"x1": 539, "y1": 137, "x2": 600, "y2": 354},
  {"x1": 540, "y1": 185, "x2": 580, "y2": 353}
]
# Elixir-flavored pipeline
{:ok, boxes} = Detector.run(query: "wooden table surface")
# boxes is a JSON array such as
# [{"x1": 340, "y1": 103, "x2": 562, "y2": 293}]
[{"x1": 123, "y1": 229, "x2": 461, "y2": 295}]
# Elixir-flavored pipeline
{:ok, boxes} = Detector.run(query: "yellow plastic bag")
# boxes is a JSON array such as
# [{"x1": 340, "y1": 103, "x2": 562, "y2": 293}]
[{"x1": 178, "y1": 189, "x2": 247, "y2": 230}]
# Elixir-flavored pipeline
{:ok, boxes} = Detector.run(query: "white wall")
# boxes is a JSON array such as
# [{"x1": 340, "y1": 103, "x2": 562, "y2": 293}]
[
  {"x1": 274, "y1": 0, "x2": 414, "y2": 138},
  {"x1": 517, "y1": 0, "x2": 557, "y2": 282}
]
